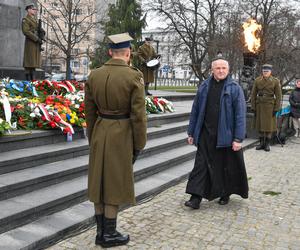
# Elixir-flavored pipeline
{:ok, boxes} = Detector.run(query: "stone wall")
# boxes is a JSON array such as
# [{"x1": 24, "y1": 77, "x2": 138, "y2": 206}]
[{"x1": 0, "y1": 0, "x2": 42, "y2": 79}]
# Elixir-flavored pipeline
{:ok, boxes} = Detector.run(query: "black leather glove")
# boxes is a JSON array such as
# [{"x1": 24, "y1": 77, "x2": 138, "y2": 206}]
[
  {"x1": 132, "y1": 150, "x2": 140, "y2": 164},
  {"x1": 273, "y1": 111, "x2": 277, "y2": 117}
]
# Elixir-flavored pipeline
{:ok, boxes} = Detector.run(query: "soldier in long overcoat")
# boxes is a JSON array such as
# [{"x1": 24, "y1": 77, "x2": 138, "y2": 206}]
[
  {"x1": 137, "y1": 37, "x2": 157, "y2": 95},
  {"x1": 251, "y1": 64, "x2": 282, "y2": 151},
  {"x1": 22, "y1": 4, "x2": 43, "y2": 80},
  {"x1": 84, "y1": 33, "x2": 147, "y2": 248}
]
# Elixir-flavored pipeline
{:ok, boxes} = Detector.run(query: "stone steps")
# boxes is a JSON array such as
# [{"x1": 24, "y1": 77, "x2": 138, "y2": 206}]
[
  {"x1": 0, "y1": 160, "x2": 195, "y2": 250},
  {"x1": 0, "y1": 143, "x2": 196, "y2": 233},
  {"x1": 0, "y1": 94, "x2": 257, "y2": 250}
]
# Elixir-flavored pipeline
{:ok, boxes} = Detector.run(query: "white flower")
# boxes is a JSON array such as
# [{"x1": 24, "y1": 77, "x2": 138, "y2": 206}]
[
  {"x1": 30, "y1": 113, "x2": 36, "y2": 118},
  {"x1": 75, "y1": 104, "x2": 80, "y2": 109}
]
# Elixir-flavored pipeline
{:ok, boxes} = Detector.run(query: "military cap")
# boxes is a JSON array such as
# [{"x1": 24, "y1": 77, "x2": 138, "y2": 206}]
[
  {"x1": 107, "y1": 33, "x2": 133, "y2": 49},
  {"x1": 262, "y1": 64, "x2": 272, "y2": 71},
  {"x1": 25, "y1": 3, "x2": 37, "y2": 10}
]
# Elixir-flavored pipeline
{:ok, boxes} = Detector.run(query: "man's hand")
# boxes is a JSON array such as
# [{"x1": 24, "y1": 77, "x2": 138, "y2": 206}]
[
  {"x1": 232, "y1": 141, "x2": 242, "y2": 151},
  {"x1": 132, "y1": 149, "x2": 140, "y2": 164},
  {"x1": 187, "y1": 136, "x2": 194, "y2": 145}
]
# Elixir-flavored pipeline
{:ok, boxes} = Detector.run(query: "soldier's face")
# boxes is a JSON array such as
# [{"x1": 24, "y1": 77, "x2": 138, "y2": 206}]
[
  {"x1": 262, "y1": 70, "x2": 271, "y2": 78},
  {"x1": 211, "y1": 59, "x2": 229, "y2": 81},
  {"x1": 296, "y1": 80, "x2": 300, "y2": 88},
  {"x1": 28, "y1": 7, "x2": 38, "y2": 15}
]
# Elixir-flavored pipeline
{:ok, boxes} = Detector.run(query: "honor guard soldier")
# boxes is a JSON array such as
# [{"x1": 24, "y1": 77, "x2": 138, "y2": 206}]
[
  {"x1": 84, "y1": 33, "x2": 147, "y2": 248},
  {"x1": 137, "y1": 37, "x2": 158, "y2": 95},
  {"x1": 22, "y1": 3, "x2": 44, "y2": 81},
  {"x1": 251, "y1": 64, "x2": 282, "y2": 151}
]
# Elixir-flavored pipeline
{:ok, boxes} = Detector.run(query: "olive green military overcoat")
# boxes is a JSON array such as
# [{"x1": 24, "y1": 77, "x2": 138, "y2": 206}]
[
  {"x1": 22, "y1": 14, "x2": 40, "y2": 69},
  {"x1": 137, "y1": 43, "x2": 157, "y2": 83},
  {"x1": 251, "y1": 75, "x2": 282, "y2": 132},
  {"x1": 84, "y1": 58, "x2": 147, "y2": 206}
]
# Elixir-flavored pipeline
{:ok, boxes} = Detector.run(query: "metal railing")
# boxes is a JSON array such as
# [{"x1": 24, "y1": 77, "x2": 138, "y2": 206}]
[{"x1": 154, "y1": 77, "x2": 199, "y2": 87}]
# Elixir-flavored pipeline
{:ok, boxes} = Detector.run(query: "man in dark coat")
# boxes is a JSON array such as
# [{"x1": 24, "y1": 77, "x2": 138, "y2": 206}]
[
  {"x1": 184, "y1": 57, "x2": 248, "y2": 209},
  {"x1": 85, "y1": 33, "x2": 147, "y2": 247},
  {"x1": 289, "y1": 77, "x2": 300, "y2": 137},
  {"x1": 137, "y1": 37, "x2": 158, "y2": 95},
  {"x1": 251, "y1": 64, "x2": 282, "y2": 151},
  {"x1": 22, "y1": 4, "x2": 43, "y2": 81}
]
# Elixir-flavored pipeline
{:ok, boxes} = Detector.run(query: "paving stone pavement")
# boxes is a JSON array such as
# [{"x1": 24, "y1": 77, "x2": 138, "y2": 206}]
[{"x1": 47, "y1": 138, "x2": 300, "y2": 250}]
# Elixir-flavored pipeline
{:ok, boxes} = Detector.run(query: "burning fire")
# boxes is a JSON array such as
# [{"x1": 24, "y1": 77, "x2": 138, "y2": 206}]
[{"x1": 242, "y1": 19, "x2": 262, "y2": 53}]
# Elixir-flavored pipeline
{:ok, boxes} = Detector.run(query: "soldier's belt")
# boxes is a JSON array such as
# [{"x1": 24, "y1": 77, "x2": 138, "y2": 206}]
[
  {"x1": 257, "y1": 93, "x2": 274, "y2": 97},
  {"x1": 99, "y1": 112, "x2": 130, "y2": 120}
]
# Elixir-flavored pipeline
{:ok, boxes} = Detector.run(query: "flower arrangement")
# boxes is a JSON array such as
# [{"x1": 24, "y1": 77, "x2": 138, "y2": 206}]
[
  {"x1": 0, "y1": 78, "x2": 174, "y2": 136},
  {"x1": 145, "y1": 96, "x2": 175, "y2": 114}
]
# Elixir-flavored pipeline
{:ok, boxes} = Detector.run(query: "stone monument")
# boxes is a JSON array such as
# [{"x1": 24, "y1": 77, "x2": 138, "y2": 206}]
[{"x1": 0, "y1": 0, "x2": 43, "y2": 80}]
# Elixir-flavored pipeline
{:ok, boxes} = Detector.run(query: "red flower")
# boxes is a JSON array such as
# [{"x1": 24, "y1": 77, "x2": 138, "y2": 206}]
[
  {"x1": 63, "y1": 127, "x2": 71, "y2": 134},
  {"x1": 37, "y1": 122, "x2": 43, "y2": 128},
  {"x1": 41, "y1": 115, "x2": 46, "y2": 121},
  {"x1": 54, "y1": 116, "x2": 61, "y2": 123},
  {"x1": 43, "y1": 91, "x2": 47, "y2": 95},
  {"x1": 49, "y1": 121, "x2": 56, "y2": 128}
]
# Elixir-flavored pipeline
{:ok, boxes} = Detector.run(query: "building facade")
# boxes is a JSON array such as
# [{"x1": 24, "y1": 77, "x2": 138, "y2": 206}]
[
  {"x1": 142, "y1": 29, "x2": 191, "y2": 79},
  {"x1": 40, "y1": 0, "x2": 107, "y2": 77}
]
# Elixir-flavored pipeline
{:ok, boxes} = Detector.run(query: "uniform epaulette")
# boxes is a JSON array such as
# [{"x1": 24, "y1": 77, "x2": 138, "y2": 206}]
[{"x1": 130, "y1": 66, "x2": 142, "y2": 73}]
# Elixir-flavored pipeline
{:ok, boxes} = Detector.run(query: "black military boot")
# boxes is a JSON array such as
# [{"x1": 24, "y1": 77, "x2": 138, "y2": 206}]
[
  {"x1": 264, "y1": 138, "x2": 270, "y2": 152},
  {"x1": 256, "y1": 137, "x2": 265, "y2": 150},
  {"x1": 184, "y1": 195, "x2": 202, "y2": 209},
  {"x1": 145, "y1": 83, "x2": 152, "y2": 96},
  {"x1": 25, "y1": 73, "x2": 30, "y2": 81},
  {"x1": 100, "y1": 217, "x2": 129, "y2": 248},
  {"x1": 95, "y1": 214, "x2": 103, "y2": 245}
]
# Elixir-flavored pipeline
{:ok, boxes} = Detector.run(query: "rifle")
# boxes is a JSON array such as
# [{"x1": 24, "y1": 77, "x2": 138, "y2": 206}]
[{"x1": 37, "y1": 5, "x2": 46, "y2": 51}]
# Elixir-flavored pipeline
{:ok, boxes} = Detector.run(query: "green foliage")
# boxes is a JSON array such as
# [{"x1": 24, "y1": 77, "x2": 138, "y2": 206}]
[
  {"x1": 90, "y1": 42, "x2": 110, "y2": 69},
  {"x1": 90, "y1": 0, "x2": 146, "y2": 69}
]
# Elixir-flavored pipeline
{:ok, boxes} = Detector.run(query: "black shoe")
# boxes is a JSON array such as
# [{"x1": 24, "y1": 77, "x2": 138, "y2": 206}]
[
  {"x1": 218, "y1": 196, "x2": 230, "y2": 205},
  {"x1": 146, "y1": 91, "x2": 152, "y2": 96},
  {"x1": 256, "y1": 137, "x2": 265, "y2": 150},
  {"x1": 184, "y1": 195, "x2": 201, "y2": 209},
  {"x1": 99, "y1": 217, "x2": 129, "y2": 248},
  {"x1": 95, "y1": 214, "x2": 103, "y2": 245}
]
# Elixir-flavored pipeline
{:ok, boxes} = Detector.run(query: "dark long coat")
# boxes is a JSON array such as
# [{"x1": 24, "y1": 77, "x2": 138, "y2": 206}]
[
  {"x1": 137, "y1": 43, "x2": 157, "y2": 83},
  {"x1": 251, "y1": 76, "x2": 282, "y2": 132},
  {"x1": 84, "y1": 58, "x2": 147, "y2": 205},
  {"x1": 22, "y1": 14, "x2": 41, "y2": 69},
  {"x1": 186, "y1": 78, "x2": 248, "y2": 200},
  {"x1": 289, "y1": 88, "x2": 300, "y2": 118}
]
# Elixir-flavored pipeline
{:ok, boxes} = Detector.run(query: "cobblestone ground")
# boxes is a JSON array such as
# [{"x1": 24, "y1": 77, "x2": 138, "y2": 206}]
[{"x1": 48, "y1": 138, "x2": 300, "y2": 250}]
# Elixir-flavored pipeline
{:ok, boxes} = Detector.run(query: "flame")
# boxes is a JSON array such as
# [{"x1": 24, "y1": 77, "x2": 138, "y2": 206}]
[{"x1": 242, "y1": 19, "x2": 262, "y2": 53}]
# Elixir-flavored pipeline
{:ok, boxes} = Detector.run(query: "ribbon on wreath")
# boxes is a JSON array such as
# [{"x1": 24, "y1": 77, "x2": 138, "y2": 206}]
[
  {"x1": 53, "y1": 111, "x2": 75, "y2": 134},
  {"x1": 0, "y1": 92, "x2": 12, "y2": 129}
]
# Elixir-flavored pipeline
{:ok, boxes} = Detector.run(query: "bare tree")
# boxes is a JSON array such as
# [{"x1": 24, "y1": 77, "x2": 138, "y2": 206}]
[
  {"x1": 241, "y1": 0, "x2": 300, "y2": 85},
  {"x1": 38, "y1": 0, "x2": 98, "y2": 79},
  {"x1": 146, "y1": 0, "x2": 230, "y2": 81}
]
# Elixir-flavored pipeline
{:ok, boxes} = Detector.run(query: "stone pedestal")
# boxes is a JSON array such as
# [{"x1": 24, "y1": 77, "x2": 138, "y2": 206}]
[{"x1": 0, "y1": 0, "x2": 44, "y2": 80}]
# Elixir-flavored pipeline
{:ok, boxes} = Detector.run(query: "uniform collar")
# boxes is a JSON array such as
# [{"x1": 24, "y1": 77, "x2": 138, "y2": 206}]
[{"x1": 104, "y1": 58, "x2": 129, "y2": 67}]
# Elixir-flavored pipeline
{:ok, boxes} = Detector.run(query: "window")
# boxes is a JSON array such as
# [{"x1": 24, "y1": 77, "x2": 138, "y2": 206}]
[
  {"x1": 72, "y1": 61, "x2": 80, "y2": 68},
  {"x1": 75, "y1": 9, "x2": 82, "y2": 15},
  {"x1": 72, "y1": 49, "x2": 80, "y2": 55}
]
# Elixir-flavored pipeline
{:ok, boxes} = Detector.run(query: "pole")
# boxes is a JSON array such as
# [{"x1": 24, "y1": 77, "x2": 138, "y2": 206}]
[{"x1": 154, "y1": 40, "x2": 159, "y2": 90}]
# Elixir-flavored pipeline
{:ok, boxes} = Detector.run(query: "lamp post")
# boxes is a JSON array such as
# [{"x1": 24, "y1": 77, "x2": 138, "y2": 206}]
[{"x1": 153, "y1": 39, "x2": 159, "y2": 90}]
